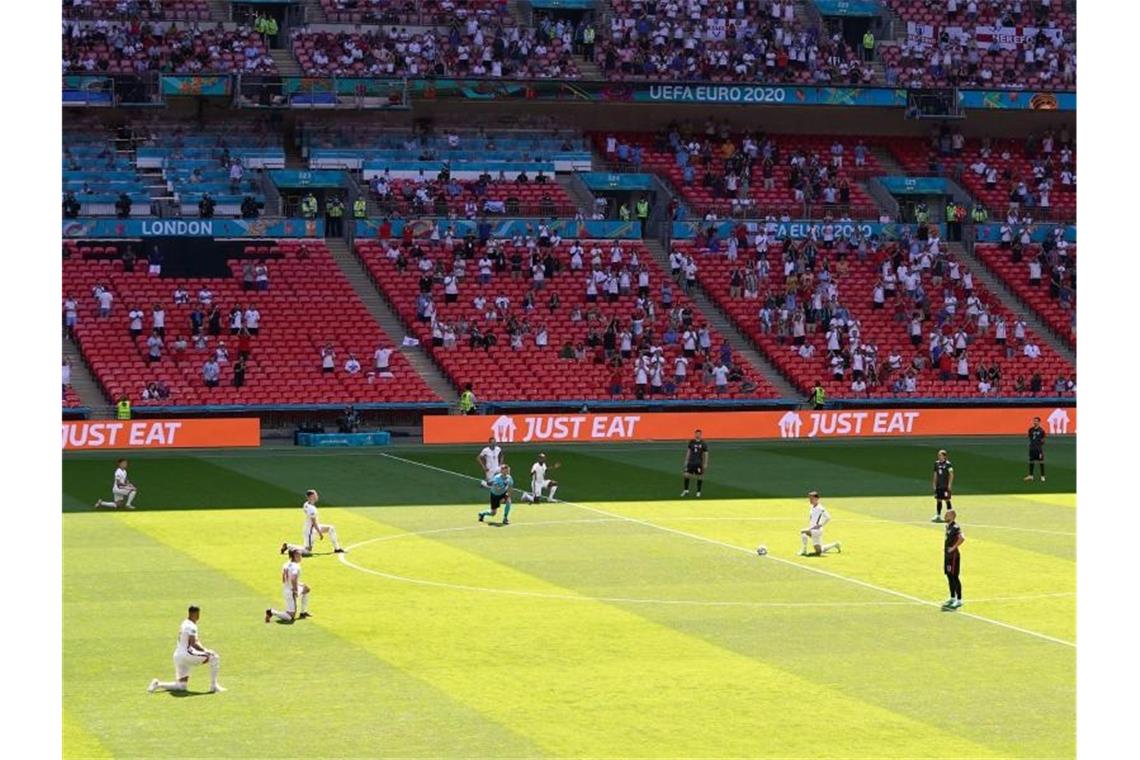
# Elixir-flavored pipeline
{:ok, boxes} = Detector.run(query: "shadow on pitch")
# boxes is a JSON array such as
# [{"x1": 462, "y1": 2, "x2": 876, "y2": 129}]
[{"x1": 167, "y1": 689, "x2": 213, "y2": 698}]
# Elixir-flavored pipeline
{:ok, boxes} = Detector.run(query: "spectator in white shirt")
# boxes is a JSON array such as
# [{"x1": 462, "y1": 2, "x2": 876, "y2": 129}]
[
  {"x1": 320, "y1": 344, "x2": 335, "y2": 373},
  {"x1": 345, "y1": 355, "x2": 361, "y2": 374},
  {"x1": 373, "y1": 344, "x2": 394, "y2": 377},
  {"x1": 712, "y1": 361, "x2": 731, "y2": 394},
  {"x1": 1023, "y1": 341, "x2": 1042, "y2": 359}
]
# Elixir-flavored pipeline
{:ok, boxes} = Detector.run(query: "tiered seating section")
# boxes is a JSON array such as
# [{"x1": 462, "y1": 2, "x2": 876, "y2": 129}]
[
  {"x1": 974, "y1": 242, "x2": 1075, "y2": 344},
  {"x1": 319, "y1": 0, "x2": 508, "y2": 25},
  {"x1": 675, "y1": 231, "x2": 1074, "y2": 399},
  {"x1": 64, "y1": 133, "x2": 150, "y2": 217},
  {"x1": 371, "y1": 179, "x2": 578, "y2": 218},
  {"x1": 64, "y1": 23, "x2": 275, "y2": 74},
  {"x1": 291, "y1": 22, "x2": 579, "y2": 79},
  {"x1": 63, "y1": 0, "x2": 211, "y2": 21},
  {"x1": 888, "y1": 131, "x2": 1075, "y2": 222},
  {"x1": 597, "y1": 130, "x2": 882, "y2": 219},
  {"x1": 63, "y1": 240, "x2": 439, "y2": 407},
  {"x1": 305, "y1": 128, "x2": 592, "y2": 170},
  {"x1": 135, "y1": 126, "x2": 283, "y2": 216},
  {"x1": 883, "y1": 0, "x2": 1075, "y2": 90},
  {"x1": 598, "y1": 1, "x2": 869, "y2": 84},
  {"x1": 356, "y1": 238, "x2": 780, "y2": 401}
]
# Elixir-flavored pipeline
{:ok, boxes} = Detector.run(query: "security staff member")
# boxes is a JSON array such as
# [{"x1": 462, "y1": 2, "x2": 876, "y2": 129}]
[
  {"x1": 808, "y1": 381, "x2": 826, "y2": 410},
  {"x1": 635, "y1": 197, "x2": 650, "y2": 237},
  {"x1": 1025, "y1": 416, "x2": 1047, "y2": 481},
  {"x1": 862, "y1": 29, "x2": 875, "y2": 61},
  {"x1": 353, "y1": 196, "x2": 367, "y2": 219},
  {"x1": 458, "y1": 383, "x2": 477, "y2": 415},
  {"x1": 300, "y1": 192, "x2": 318, "y2": 220},
  {"x1": 970, "y1": 204, "x2": 988, "y2": 223},
  {"x1": 942, "y1": 509, "x2": 965, "y2": 610},
  {"x1": 116, "y1": 396, "x2": 132, "y2": 420},
  {"x1": 326, "y1": 196, "x2": 345, "y2": 237},
  {"x1": 618, "y1": 202, "x2": 631, "y2": 222},
  {"x1": 582, "y1": 24, "x2": 595, "y2": 61},
  {"x1": 931, "y1": 449, "x2": 954, "y2": 523}
]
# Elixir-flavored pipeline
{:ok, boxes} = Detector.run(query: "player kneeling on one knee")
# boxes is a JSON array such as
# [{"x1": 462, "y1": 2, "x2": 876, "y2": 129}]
[
  {"x1": 800, "y1": 491, "x2": 841, "y2": 556},
  {"x1": 523, "y1": 453, "x2": 559, "y2": 503},
  {"x1": 148, "y1": 605, "x2": 224, "y2": 694},
  {"x1": 267, "y1": 548, "x2": 311, "y2": 623}
]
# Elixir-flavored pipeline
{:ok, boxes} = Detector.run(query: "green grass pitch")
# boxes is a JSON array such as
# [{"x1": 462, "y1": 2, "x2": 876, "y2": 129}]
[{"x1": 62, "y1": 436, "x2": 1075, "y2": 758}]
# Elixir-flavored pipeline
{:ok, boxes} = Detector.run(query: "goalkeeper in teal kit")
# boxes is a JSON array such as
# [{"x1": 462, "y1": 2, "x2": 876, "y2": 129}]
[{"x1": 478, "y1": 464, "x2": 515, "y2": 525}]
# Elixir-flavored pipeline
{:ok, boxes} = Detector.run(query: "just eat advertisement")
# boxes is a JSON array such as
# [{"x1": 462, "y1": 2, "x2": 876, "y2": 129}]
[
  {"x1": 62, "y1": 418, "x2": 261, "y2": 450},
  {"x1": 423, "y1": 407, "x2": 1075, "y2": 445}
]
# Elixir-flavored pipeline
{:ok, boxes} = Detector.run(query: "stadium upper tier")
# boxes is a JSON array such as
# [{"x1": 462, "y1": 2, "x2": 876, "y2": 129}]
[
  {"x1": 63, "y1": 21, "x2": 276, "y2": 75},
  {"x1": 290, "y1": 22, "x2": 580, "y2": 79},
  {"x1": 357, "y1": 237, "x2": 782, "y2": 402},
  {"x1": 63, "y1": 0, "x2": 211, "y2": 21},
  {"x1": 64, "y1": 240, "x2": 440, "y2": 407}
]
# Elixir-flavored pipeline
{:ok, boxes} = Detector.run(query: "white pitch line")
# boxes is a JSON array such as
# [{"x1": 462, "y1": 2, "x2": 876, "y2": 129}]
[
  {"x1": 339, "y1": 524, "x2": 1075, "y2": 608},
  {"x1": 373, "y1": 452, "x2": 1076, "y2": 648}
]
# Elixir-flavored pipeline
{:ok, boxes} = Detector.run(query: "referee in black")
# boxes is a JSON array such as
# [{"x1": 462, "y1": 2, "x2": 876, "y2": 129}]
[
  {"x1": 1024, "y1": 416, "x2": 1047, "y2": 482},
  {"x1": 942, "y1": 509, "x2": 965, "y2": 610},
  {"x1": 931, "y1": 449, "x2": 954, "y2": 523}
]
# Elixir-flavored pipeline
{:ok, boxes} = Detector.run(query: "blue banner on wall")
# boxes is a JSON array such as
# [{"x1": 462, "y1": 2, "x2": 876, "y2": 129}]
[
  {"x1": 671, "y1": 220, "x2": 945, "y2": 241},
  {"x1": 577, "y1": 173, "x2": 658, "y2": 191},
  {"x1": 63, "y1": 218, "x2": 325, "y2": 238},
  {"x1": 973, "y1": 223, "x2": 1076, "y2": 243},
  {"x1": 813, "y1": 0, "x2": 881, "y2": 16},
  {"x1": 957, "y1": 90, "x2": 1076, "y2": 111},
  {"x1": 269, "y1": 170, "x2": 348, "y2": 189},
  {"x1": 354, "y1": 218, "x2": 641, "y2": 240},
  {"x1": 877, "y1": 176, "x2": 949, "y2": 195}
]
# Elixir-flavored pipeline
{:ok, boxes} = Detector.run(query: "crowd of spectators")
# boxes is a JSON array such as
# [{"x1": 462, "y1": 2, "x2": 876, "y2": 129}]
[
  {"x1": 63, "y1": 20, "x2": 276, "y2": 74},
  {"x1": 367, "y1": 168, "x2": 574, "y2": 218},
  {"x1": 883, "y1": 0, "x2": 1076, "y2": 89},
  {"x1": 598, "y1": 0, "x2": 868, "y2": 84},
  {"x1": 320, "y1": 0, "x2": 509, "y2": 25},
  {"x1": 676, "y1": 217, "x2": 1073, "y2": 397},
  {"x1": 291, "y1": 17, "x2": 579, "y2": 79},
  {"x1": 64, "y1": 0, "x2": 210, "y2": 21},
  {"x1": 602, "y1": 122, "x2": 880, "y2": 219}
]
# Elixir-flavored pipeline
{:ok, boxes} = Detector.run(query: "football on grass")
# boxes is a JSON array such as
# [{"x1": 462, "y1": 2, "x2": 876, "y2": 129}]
[{"x1": 756, "y1": 545, "x2": 768, "y2": 556}]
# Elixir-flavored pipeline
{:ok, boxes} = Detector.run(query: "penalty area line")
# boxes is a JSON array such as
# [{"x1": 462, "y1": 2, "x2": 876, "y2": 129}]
[{"x1": 375, "y1": 452, "x2": 1076, "y2": 649}]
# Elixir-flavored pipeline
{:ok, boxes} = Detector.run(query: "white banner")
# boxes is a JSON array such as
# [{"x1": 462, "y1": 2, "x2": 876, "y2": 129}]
[
  {"x1": 706, "y1": 18, "x2": 727, "y2": 41},
  {"x1": 947, "y1": 25, "x2": 1065, "y2": 49},
  {"x1": 906, "y1": 20, "x2": 936, "y2": 45}
]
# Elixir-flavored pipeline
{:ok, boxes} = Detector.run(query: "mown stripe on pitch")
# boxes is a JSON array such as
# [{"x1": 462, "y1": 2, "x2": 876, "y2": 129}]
[
  {"x1": 303, "y1": 507, "x2": 1011, "y2": 758},
  {"x1": 63, "y1": 710, "x2": 113, "y2": 759},
  {"x1": 65, "y1": 512, "x2": 543, "y2": 758}
]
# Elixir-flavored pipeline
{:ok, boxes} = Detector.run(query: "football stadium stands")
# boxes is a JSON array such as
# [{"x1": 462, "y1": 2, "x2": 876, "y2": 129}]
[
  {"x1": 63, "y1": 23, "x2": 276, "y2": 75},
  {"x1": 673, "y1": 230, "x2": 1074, "y2": 399},
  {"x1": 356, "y1": 237, "x2": 781, "y2": 401},
  {"x1": 974, "y1": 241, "x2": 1075, "y2": 345},
  {"x1": 63, "y1": 240, "x2": 440, "y2": 406},
  {"x1": 596, "y1": 131, "x2": 883, "y2": 220}
]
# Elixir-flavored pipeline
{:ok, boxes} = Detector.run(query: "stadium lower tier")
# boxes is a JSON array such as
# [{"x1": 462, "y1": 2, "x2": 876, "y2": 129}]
[
  {"x1": 356, "y1": 238, "x2": 781, "y2": 402},
  {"x1": 673, "y1": 240, "x2": 1074, "y2": 399},
  {"x1": 974, "y1": 243, "x2": 1075, "y2": 345},
  {"x1": 63, "y1": 240, "x2": 439, "y2": 407}
]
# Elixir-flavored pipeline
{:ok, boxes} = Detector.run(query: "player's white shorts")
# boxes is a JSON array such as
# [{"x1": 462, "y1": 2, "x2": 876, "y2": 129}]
[
  {"x1": 485, "y1": 466, "x2": 502, "y2": 478},
  {"x1": 173, "y1": 651, "x2": 206, "y2": 679},
  {"x1": 531, "y1": 478, "x2": 548, "y2": 495},
  {"x1": 809, "y1": 529, "x2": 823, "y2": 544},
  {"x1": 283, "y1": 586, "x2": 298, "y2": 613},
  {"x1": 112, "y1": 486, "x2": 134, "y2": 500}
]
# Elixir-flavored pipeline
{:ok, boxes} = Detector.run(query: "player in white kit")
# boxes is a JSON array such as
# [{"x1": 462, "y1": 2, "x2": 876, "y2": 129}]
[
  {"x1": 800, "y1": 491, "x2": 841, "y2": 556},
  {"x1": 147, "y1": 605, "x2": 224, "y2": 693},
  {"x1": 266, "y1": 548, "x2": 310, "y2": 622},
  {"x1": 522, "y1": 453, "x2": 560, "y2": 502},
  {"x1": 478, "y1": 437, "x2": 504, "y2": 479},
  {"x1": 280, "y1": 489, "x2": 343, "y2": 556},
  {"x1": 95, "y1": 458, "x2": 137, "y2": 510}
]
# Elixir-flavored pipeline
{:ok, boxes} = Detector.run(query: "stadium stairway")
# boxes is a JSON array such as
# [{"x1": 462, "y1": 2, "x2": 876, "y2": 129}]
[
  {"x1": 325, "y1": 237, "x2": 459, "y2": 402},
  {"x1": 271, "y1": 49, "x2": 302, "y2": 77},
  {"x1": 206, "y1": 0, "x2": 230, "y2": 21},
  {"x1": 642, "y1": 239, "x2": 801, "y2": 401},
  {"x1": 950, "y1": 241, "x2": 1076, "y2": 362},
  {"x1": 558, "y1": 174, "x2": 595, "y2": 216},
  {"x1": 64, "y1": 336, "x2": 114, "y2": 417}
]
